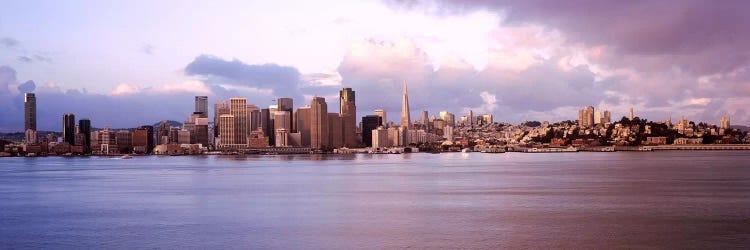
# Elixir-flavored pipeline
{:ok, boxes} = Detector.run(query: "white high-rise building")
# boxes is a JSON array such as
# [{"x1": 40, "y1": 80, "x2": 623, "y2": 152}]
[{"x1": 374, "y1": 109, "x2": 387, "y2": 127}]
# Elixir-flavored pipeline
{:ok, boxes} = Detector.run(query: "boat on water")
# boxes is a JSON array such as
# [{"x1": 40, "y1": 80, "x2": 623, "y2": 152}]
[{"x1": 121, "y1": 154, "x2": 132, "y2": 159}]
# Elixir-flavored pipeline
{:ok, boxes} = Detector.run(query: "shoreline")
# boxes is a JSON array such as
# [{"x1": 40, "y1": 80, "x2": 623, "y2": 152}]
[{"x1": 3, "y1": 145, "x2": 750, "y2": 158}]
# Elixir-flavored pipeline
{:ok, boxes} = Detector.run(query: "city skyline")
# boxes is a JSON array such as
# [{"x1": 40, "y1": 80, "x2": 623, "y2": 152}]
[{"x1": 2, "y1": 0, "x2": 750, "y2": 132}]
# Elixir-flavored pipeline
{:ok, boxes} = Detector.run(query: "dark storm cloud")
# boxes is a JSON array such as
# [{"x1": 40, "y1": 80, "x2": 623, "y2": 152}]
[
  {"x1": 184, "y1": 55, "x2": 304, "y2": 100},
  {"x1": 403, "y1": 0, "x2": 750, "y2": 75}
]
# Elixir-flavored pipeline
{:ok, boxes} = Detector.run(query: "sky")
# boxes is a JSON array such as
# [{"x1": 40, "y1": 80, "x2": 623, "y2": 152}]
[{"x1": 1, "y1": 0, "x2": 749, "y2": 132}]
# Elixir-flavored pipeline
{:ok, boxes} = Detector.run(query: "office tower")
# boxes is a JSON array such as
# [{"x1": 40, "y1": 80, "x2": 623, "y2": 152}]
[
  {"x1": 296, "y1": 106, "x2": 311, "y2": 146},
  {"x1": 62, "y1": 113, "x2": 76, "y2": 145},
  {"x1": 328, "y1": 113, "x2": 343, "y2": 148},
  {"x1": 156, "y1": 121, "x2": 171, "y2": 144},
  {"x1": 277, "y1": 97, "x2": 294, "y2": 131},
  {"x1": 439, "y1": 111, "x2": 455, "y2": 126},
  {"x1": 261, "y1": 108, "x2": 273, "y2": 146},
  {"x1": 213, "y1": 101, "x2": 229, "y2": 138},
  {"x1": 720, "y1": 116, "x2": 731, "y2": 130},
  {"x1": 78, "y1": 119, "x2": 91, "y2": 153},
  {"x1": 401, "y1": 81, "x2": 411, "y2": 128},
  {"x1": 169, "y1": 127, "x2": 180, "y2": 144},
  {"x1": 275, "y1": 128, "x2": 289, "y2": 147},
  {"x1": 482, "y1": 114, "x2": 493, "y2": 124},
  {"x1": 603, "y1": 111, "x2": 611, "y2": 124},
  {"x1": 578, "y1": 109, "x2": 585, "y2": 127},
  {"x1": 268, "y1": 104, "x2": 278, "y2": 145},
  {"x1": 421, "y1": 111, "x2": 428, "y2": 125},
  {"x1": 24, "y1": 129, "x2": 38, "y2": 145},
  {"x1": 288, "y1": 132, "x2": 302, "y2": 147},
  {"x1": 374, "y1": 109, "x2": 387, "y2": 126},
  {"x1": 666, "y1": 116, "x2": 672, "y2": 127},
  {"x1": 468, "y1": 110, "x2": 474, "y2": 127},
  {"x1": 194, "y1": 117, "x2": 209, "y2": 147},
  {"x1": 387, "y1": 127, "x2": 400, "y2": 147},
  {"x1": 247, "y1": 105, "x2": 261, "y2": 132},
  {"x1": 586, "y1": 106, "x2": 595, "y2": 127},
  {"x1": 116, "y1": 130, "x2": 132, "y2": 153},
  {"x1": 230, "y1": 98, "x2": 248, "y2": 145},
  {"x1": 274, "y1": 111, "x2": 291, "y2": 132},
  {"x1": 372, "y1": 127, "x2": 388, "y2": 149},
  {"x1": 132, "y1": 125, "x2": 154, "y2": 154},
  {"x1": 24, "y1": 93, "x2": 36, "y2": 131},
  {"x1": 177, "y1": 130, "x2": 191, "y2": 144},
  {"x1": 98, "y1": 127, "x2": 116, "y2": 154},
  {"x1": 219, "y1": 114, "x2": 236, "y2": 146},
  {"x1": 594, "y1": 111, "x2": 602, "y2": 125},
  {"x1": 444, "y1": 125, "x2": 454, "y2": 141},
  {"x1": 629, "y1": 107, "x2": 634, "y2": 120},
  {"x1": 361, "y1": 115, "x2": 382, "y2": 147},
  {"x1": 310, "y1": 97, "x2": 329, "y2": 149},
  {"x1": 195, "y1": 96, "x2": 208, "y2": 118},
  {"x1": 339, "y1": 88, "x2": 357, "y2": 147}
]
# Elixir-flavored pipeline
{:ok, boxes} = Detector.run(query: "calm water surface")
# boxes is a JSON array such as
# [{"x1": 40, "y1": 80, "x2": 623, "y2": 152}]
[{"x1": 1, "y1": 151, "x2": 749, "y2": 249}]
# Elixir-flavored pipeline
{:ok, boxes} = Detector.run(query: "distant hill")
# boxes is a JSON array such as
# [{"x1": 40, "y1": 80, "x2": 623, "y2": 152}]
[
  {"x1": 153, "y1": 120, "x2": 183, "y2": 128},
  {"x1": 731, "y1": 125, "x2": 749, "y2": 132}
]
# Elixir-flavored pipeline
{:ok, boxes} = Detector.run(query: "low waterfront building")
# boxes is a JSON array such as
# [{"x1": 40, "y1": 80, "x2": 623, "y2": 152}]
[{"x1": 674, "y1": 138, "x2": 703, "y2": 145}]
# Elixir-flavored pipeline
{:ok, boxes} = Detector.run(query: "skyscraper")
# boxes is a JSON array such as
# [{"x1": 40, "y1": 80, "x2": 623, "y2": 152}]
[
  {"x1": 260, "y1": 108, "x2": 273, "y2": 146},
  {"x1": 468, "y1": 110, "x2": 474, "y2": 127},
  {"x1": 230, "y1": 98, "x2": 248, "y2": 145},
  {"x1": 629, "y1": 107, "x2": 634, "y2": 120},
  {"x1": 274, "y1": 111, "x2": 291, "y2": 132},
  {"x1": 339, "y1": 88, "x2": 357, "y2": 147},
  {"x1": 310, "y1": 97, "x2": 329, "y2": 149},
  {"x1": 78, "y1": 119, "x2": 91, "y2": 153},
  {"x1": 133, "y1": 125, "x2": 154, "y2": 154},
  {"x1": 195, "y1": 96, "x2": 208, "y2": 118},
  {"x1": 374, "y1": 109, "x2": 387, "y2": 127},
  {"x1": 62, "y1": 113, "x2": 76, "y2": 145},
  {"x1": 603, "y1": 110, "x2": 611, "y2": 124},
  {"x1": 421, "y1": 111, "x2": 428, "y2": 125},
  {"x1": 24, "y1": 93, "x2": 36, "y2": 131},
  {"x1": 361, "y1": 115, "x2": 382, "y2": 147},
  {"x1": 247, "y1": 105, "x2": 261, "y2": 132},
  {"x1": 213, "y1": 101, "x2": 230, "y2": 139},
  {"x1": 328, "y1": 113, "x2": 343, "y2": 148},
  {"x1": 586, "y1": 106, "x2": 595, "y2": 127},
  {"x1": 219, "y1": 114, "x2": 235, "y2": 146},
  {"x1": 277, "y1": 97, "x2": 294, "y2": 131},
  {"x1": 296, "y1": 106, "x2": 312, "y2": 146},
  {"x1": 439, "y1": 111, "x2": 455, "y2": 126},
  {"x1": 720, "y1": 116, "x2": 731, "y2": 130},
  {"x1": 401, "y1": 81, "x2": 411, "y2": 128},
  {"x1": 594, "y1": 111, "x2": 602, "y2": 125}
]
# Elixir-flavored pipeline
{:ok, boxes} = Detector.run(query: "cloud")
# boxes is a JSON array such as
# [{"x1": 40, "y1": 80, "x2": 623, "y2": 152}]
[
  {"x1": 383, "y1": 0, "x2": 750, "y2": 125},
  {"x1": 110, "y1": 83, "x2": 141, "y2": 95},
  {"x1": 334, "y1": 38, "x2": 615, "y2": 122},
  {"x1": 32, "y1": 54, "x2": 52, "y2": 63},
  {"x1": 184, "y1": 55, "x2": 304, "y2": 100},
  {"x1": 17, "y1": 54, "x2": 52, "y2": 64},
  {"x1": 141, "y1": 44, "x2": 154, "y2": 55},
  {"x1": 17, "y1": 80, "x2": 36, "y2": 93},
  {"x1": 18, "y1": 56, "x2": 33, "y2": 63},
  {"x1": 0, "y1": 37, "x2": 19, "y2": 48}
]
